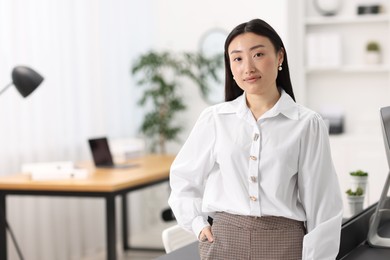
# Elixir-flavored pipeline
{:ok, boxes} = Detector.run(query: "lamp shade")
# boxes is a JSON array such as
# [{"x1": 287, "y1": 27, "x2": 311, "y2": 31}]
[{"x1": 11, "y1": 66, "x2": 44, "y2": 98}]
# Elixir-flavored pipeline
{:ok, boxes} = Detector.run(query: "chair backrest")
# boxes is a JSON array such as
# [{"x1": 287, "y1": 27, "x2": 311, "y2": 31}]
[{"x1": 162, "y1": 224, "x2": 197, "y2": 253}]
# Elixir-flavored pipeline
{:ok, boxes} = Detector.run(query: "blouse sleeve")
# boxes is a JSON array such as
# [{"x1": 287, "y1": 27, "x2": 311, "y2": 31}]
[
  {"x1": 298, "y1": 113, "x2": 344, "y2": 260},
  {"x1": 168, "y1": 107, "x2": 216, "y2": 237}
]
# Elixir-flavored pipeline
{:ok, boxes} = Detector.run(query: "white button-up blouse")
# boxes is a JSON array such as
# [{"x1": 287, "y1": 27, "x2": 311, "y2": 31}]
[{"x1": 168, "y1": 90, "x2": 343, "y2": 259}]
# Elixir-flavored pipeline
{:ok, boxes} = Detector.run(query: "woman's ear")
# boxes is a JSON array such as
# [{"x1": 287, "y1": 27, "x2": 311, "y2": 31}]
[{"x1": 278, "y1": 47, "x2": 285, "y2": 65}]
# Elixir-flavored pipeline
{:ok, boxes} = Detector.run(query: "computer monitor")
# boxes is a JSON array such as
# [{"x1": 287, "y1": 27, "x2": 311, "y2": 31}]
[
  {"x1": 367, "y1": 106, "x2": 390, "y2": 248},
  {"x1": 381, "y1": 107, "x2": 390, "y2": 169}
]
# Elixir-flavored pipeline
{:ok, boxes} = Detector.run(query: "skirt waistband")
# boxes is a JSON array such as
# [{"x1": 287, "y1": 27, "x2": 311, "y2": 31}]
[{"x1": 214, "y1": 212, "x2": 305, "y2": 231}]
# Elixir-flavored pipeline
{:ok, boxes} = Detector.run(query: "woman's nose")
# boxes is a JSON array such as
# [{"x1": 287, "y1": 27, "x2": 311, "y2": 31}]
[{"x1": 244, "y1": 59, "x2": 255, "y2": 74}]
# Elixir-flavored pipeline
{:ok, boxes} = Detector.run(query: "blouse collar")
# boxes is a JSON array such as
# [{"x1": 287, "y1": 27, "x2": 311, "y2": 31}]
[{"x1": 216, "y1": 89, "x2": 299, "y2": 121}]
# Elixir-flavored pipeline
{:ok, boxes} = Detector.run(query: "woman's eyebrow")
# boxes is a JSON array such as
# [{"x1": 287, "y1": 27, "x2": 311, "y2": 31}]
[
  {"x1": 250, "y1": 44, "x2": 266, "y2": 51},
  {"x1": 230, "y1": 44, "x2": 266, "y2": 55}
]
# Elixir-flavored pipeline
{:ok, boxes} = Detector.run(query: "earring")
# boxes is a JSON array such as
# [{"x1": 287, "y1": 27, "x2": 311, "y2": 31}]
[{"x1": 278, "y1": 63, "x2": 283, "y2": 71}]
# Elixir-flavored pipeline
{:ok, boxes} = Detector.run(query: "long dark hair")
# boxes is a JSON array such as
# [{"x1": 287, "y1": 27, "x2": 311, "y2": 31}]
[{"x1": 224, "y1": 18, "x2": 295, "y2": 102}]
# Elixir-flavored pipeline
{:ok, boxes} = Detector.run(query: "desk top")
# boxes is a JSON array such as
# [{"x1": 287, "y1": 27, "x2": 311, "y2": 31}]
[
  {"x1": 341, "y1": 244, "x2": 390, "y2": 260},
  {"x1": 0, "y1": 154, "x2": 175, "y2": 193}
]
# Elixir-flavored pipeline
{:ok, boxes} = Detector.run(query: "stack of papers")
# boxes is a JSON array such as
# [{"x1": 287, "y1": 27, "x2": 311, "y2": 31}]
[
  {"x1": 21, "y1": 161, "x2": 90, "y2": 180},
  {"x1": 110, "y1": 138, "x2": 145, "y2": 163}
]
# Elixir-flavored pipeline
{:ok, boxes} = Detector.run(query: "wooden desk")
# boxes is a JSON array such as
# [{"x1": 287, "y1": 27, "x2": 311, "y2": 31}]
[
  {"x1": 337, "y1": 203, "x2": 390, "y2": 259},
  {"x1": 0, "y1": 154, "x2": 175, "y2": 260}
]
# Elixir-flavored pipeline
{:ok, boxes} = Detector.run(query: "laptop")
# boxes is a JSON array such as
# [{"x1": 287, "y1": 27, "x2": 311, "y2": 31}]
[{"x1": 88, "y1": 137, "x2": 137, "y2": 168}]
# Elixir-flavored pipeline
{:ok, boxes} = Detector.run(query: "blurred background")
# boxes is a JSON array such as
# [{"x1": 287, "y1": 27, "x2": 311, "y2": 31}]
[{"x1": 0, "y1": 0, "x2": 389, "y2": 259}]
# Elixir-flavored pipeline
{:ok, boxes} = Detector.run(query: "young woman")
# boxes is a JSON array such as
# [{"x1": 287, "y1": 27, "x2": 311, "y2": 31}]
[{"x1": 168, "y1": 18, "x2": 343, "y2": 260}]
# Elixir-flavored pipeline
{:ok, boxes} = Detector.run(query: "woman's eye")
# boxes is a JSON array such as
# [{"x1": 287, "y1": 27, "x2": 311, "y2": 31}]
[
  {"x1": 232, "y1": 57, "x2": 242, "y2": 62},
  {"x1": 254, "y1": 53, "x2": 264, "y2": 58}
]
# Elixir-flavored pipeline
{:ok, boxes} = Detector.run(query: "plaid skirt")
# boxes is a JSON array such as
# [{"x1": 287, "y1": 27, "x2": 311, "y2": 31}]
[{"x1": 199, "y1": 212, "x2": 306, "y2": 260}]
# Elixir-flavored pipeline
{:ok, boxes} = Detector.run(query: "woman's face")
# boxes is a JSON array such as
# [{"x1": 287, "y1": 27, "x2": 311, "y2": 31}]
[{"x1": 228, "y1": 32, "x2": 283, "y2": 96}]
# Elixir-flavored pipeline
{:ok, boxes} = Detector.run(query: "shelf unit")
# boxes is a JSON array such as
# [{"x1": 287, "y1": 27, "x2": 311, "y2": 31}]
[
  {"x1": 305, "y1": 13, "x2": 389, "y2": 25},
  {"x1": 306, "y1": 64, "x2": 390, "y2": 74},
  {"x1": 292, "y1": 0, "x2": 390, "y2": 130},
  {"x1": 288, "y1": 0, "x2": 390, "y2": 214}
]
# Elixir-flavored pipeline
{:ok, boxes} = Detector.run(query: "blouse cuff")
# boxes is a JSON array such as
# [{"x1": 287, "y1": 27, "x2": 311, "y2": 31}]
[{"x1": 192, "y1": 215, "x2": 210, "y2": 239}]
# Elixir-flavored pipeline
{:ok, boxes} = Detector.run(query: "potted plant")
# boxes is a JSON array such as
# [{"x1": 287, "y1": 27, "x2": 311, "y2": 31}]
[
  {"x1": 346, "y1": 187, "x2": 365, "y2": 215},
  {"x1": 349, "y1": 169, "x2": 368, "y2": 193},
  {"x1": 365, "y1": 41, "x2": 381, "y2": 64},
  {"x1": 131, "y1": 51, "x2": 223, "y2": 154}
]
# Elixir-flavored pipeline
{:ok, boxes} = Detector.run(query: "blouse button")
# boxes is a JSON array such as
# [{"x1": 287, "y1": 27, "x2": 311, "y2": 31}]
[
  {"x1": 253, "y1": 133, "x2": 259, "y2": 141},
  {"x1": 250, "y1": 176, "x2": 257, "y2": 183},
  {"x1": 250, "y1": 155, "x2": 257, "y2": 161},
  {"x1": 249, "y1": 196, "x2": 257, "y2": 201}
]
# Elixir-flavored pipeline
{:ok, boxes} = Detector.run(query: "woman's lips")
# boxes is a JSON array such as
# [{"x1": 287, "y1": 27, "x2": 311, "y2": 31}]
[{"x1": 244, "y1": 76, "x2": 261, "y2": 83}]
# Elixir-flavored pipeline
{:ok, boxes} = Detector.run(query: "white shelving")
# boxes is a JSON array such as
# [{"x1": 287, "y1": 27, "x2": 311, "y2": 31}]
[
  {"x1": 306, "y1": 64, "x2": 390, "y2": 74},
  {"x1": 299, "y1": 0, "x2": 390, "y2": 117},
  {"x1": 305, "y1": 13, "x2": 390, "y2": 25},
  {"x1": 288, "y1": 0, "x2": 390, "y2": 215}
]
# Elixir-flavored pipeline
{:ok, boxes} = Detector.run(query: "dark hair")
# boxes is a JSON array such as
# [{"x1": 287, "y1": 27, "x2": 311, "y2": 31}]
[{"x1": 224, "y1": 18, "x2": 295, "y2": 102}]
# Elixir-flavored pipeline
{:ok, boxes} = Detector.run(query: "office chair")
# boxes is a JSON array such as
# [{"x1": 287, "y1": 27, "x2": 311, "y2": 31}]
[
  {"x1": 161, "y1": 208, "x2": 176, "y2": 222},
  {"x1": 162, "y1": 224, "x2": 197, "y2": 253}
]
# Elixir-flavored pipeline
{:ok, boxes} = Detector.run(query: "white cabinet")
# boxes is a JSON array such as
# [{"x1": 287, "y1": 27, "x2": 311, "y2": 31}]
[{"x1": 288, "y1": 0, "x2": 390, "y2": 215}]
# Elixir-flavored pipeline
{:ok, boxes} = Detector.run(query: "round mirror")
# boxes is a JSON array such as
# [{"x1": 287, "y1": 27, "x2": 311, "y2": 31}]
[
  {"x1": 314, "y1": 0, "x2": 342, "y2": 16},
  {"x1": 199, "y1": 28, "x2": 227, "y2": 104}
]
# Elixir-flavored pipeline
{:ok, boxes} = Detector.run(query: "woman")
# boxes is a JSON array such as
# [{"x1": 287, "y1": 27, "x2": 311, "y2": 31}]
[{"x1": 168, "y1": 18, "x2": 343, "y2": 260}]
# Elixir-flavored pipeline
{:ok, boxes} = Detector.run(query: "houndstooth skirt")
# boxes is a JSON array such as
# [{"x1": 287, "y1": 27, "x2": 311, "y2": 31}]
[{"x1": 199, "y1": 212, "x2": 306, "y2": 260}]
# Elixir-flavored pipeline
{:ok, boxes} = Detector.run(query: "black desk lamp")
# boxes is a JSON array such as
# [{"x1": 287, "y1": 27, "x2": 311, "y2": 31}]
[
  {"x1": 0, "y1": 66, "x2": 44, "y2": 97},
  {"x1": 0, "y1": 65, "x2": 43, "y2": 260}
]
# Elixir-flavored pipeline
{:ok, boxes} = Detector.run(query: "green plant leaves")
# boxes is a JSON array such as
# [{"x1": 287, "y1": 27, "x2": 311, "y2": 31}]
[
  {"x1": 349, "y1": 170, "x2": 368, "y2": 176},
  {"x1": 346, "y1": 187, "x2": 364, "y2": 196},
  {"x1": 131, "y1": 50, "x2": 223, "y2": 153}
]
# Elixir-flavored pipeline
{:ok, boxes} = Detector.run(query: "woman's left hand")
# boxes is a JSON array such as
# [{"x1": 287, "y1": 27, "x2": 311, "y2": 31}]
[{"x1": 199, "y1": 226, "x2": 214, "y2": 243}]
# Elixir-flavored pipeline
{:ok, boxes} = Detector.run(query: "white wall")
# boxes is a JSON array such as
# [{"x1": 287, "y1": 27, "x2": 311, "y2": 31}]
[{"x1": 0, "y1": 0, "x2": 289, "y2": 259}]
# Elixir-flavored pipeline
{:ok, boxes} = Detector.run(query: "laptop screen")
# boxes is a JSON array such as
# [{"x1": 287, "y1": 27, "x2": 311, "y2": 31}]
[{"x1": 88, "y1": 137, "x2": 114, "y2": 166}]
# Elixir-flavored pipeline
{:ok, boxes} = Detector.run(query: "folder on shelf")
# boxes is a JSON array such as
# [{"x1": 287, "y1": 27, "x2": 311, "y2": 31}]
[{"x1": 306, "y1": 33, "x2": 342, "y2": 69}]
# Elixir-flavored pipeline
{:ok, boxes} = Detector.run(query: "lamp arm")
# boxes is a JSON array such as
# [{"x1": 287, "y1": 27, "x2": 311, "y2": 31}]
[{"x1": 0, "y1": 82, "x2": 13, "y2": 96}]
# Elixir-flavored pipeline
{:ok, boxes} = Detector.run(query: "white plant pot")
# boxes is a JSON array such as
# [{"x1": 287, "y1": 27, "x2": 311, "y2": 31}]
[
  {"x1": 350, "y1": 175, "x2": 368, "y2": 194},
  {"x1": 365, "y1": 51, "x2": 381, "y2": 64},
  {"x1": 347, "y1": 195, "x2": 365, "y2": 215}
]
